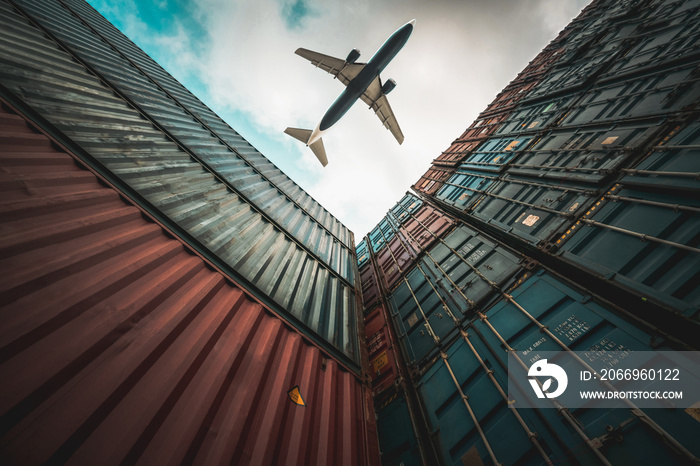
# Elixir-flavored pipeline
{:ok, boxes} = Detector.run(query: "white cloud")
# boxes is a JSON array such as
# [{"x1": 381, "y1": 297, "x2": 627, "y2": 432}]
[{"x1": 95, "y1": 0, "x2": 590, "y2": 238}]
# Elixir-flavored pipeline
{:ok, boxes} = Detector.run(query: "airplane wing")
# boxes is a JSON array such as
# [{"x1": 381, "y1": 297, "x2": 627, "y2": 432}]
[
  {"x1": 360, "y1": 76, "x2": 405, "y2": 144},
  {"x1": 295, "y1": 48, "x2": 365, "y2": 86}
]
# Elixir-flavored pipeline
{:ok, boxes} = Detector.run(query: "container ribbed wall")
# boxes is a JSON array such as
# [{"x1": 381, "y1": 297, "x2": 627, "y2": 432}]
[
  {"x1": 0, "y1": 104, "x2": 379, "y2": 465},
  {"x1": 365, "y1": 0, "x2": 700, "y2": 464},
  {"x1": 0, "y1": 0, "x2": 361, "y2": 368}
]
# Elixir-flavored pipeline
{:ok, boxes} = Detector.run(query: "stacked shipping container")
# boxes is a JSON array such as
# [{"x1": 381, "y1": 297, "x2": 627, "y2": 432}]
[
  {"x1": 0, "y1": 103, "x2": 379, "y2": 464},
  {"x1": 0, "y1": 0, "x2": 380, "y2": 463},
  {"x1": 369, "y1": 0, "x2": 700, "y2": 463},
  {"x1": 2, "y1": 0, "x2": 700, "y2": 463},
  {"x1": 0, "y1": 0, "x2": 361, "y2": 369}
]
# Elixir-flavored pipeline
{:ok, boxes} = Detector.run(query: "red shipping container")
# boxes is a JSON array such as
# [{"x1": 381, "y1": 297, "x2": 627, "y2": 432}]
[
  {"x1": 433, "y1": 140, "x2": 480, "y2": 166},
  {"x1": 364, "y1": 306, "x2": 399, "y2": 395},
  {"x1": 0, "y1": 105, "x2": 380, "y2": 466},
  {"x1": 400, "y1": 204, "x2": 456, "y2": 256},
  {"x1": 375, "y1": 232, "x2": 415, "y2": 292},
  {"x1": 359, "y1": 260, "x2": 380, "y2": 312},
  {"x1": 414, "y1": 165, "x2": 455, "y2": 196}
]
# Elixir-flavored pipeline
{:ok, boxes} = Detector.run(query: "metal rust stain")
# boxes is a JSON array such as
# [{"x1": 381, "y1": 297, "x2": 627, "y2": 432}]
[{"x1": 0, "y1": 105, "x2": 379, "y2": 465}]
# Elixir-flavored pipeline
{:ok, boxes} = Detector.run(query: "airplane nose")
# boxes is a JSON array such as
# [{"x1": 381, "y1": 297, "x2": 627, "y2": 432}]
[{"x1": 409, "y1": 19, "x2": 416, "y2": 26}]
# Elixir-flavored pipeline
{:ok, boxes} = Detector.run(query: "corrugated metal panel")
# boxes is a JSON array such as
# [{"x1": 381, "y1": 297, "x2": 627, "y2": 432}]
[
  {"x1": 63, "y1": 0, "x2": 351, "y2": 245},
  {"x1": 557, "y1": 122, "x2": 700, "y2": 319},
  {"x1": 432, "y1": 140, "x2": 481, "y2": 167},
  {"x1": 0, "y1": 104, "x2": 379, "y2": 465},
  {"x1": 511, "y1": 120, "x2": 664, "y2": 183},
  {"x1": 17, "y1": 0, "x2": 354, "y2": 254},
  {"x1": 388, "y1": 225, "x2": 523, "y2": 367},
  {"x1": 459, "y1": 136, "x2": 534, "y2": 173},
  {"x1": 371, "y1": 200, "x2": 456, "y2": 295},
  {"x1": 375, "y1": 232, "x2": 415, "y2": 292},
  {"x1": 602, "y1": 0, "x2": 700, "y2": 76},
  {"x1": 359, "y1": 260, "x2": 380, "y2": 313},
  {"x1": 562, "y1": 62, "x2": 700, "y2": 126},
  {"x1": 368, "y1": 216, "x2": 397, "y2": 254},
  {"x1": 364, "y1": 306, "x2": 399, "y2": 396},
  {"x1": 390, "y1": 193, "x2": 423, "y2": 225},
  {"x1": 356, "y1": 239, "x2": 370, "y2": 269},
  {"x1": 413, "y1": 165, "x2": 454, "y2": 196},
  {"x1": 435, "y1": 169, "x2": 495, "y2": 210},
  {"x1": 375, "y1": 393, "x2": 422, "y2": 466},
  {"x1": 419, "y1": 270, "x2": 698, "y2": 466},
  {"x1": 0, "y1": 1, "x2": 360, "y2": 365},
  {"x1": 395, "y1": 203, "x2": 455, "y2": 254}
]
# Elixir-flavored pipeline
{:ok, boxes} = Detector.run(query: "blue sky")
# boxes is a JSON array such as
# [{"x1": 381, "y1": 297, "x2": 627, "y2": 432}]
[{"x1": 86, "y1": 0, "x2": 589, "y2": 238}]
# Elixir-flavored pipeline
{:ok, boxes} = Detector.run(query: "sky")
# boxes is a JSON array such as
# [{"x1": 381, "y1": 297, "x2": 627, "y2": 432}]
[{"x1": 85, "y1": 0, "x2": 590, "y2": 239}]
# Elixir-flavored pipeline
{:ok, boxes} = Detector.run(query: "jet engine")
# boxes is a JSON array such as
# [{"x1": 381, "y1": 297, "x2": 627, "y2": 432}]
[
  {"x1": 345, "y1": 48, "x2": 361, "y2": 64},
  {"x1": 381, "y1": 78, "x2": 397, "y2": 95}
]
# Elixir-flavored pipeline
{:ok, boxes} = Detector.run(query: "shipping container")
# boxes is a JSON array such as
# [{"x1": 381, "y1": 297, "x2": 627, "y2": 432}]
[
  {"x1": 375, "y1": 232, "x2": 416, "y2": 292},
  {"x1": 562, "y1": 63, "x2": 700, "y2": 128},
  {"x1": 359, "y1": 258, "x2": 381, "y2": 313},
  {"x1": 468, "y1": 174, "x2": 597, "y2": 247},
  {"x1": 432, "y1": 140, "x2": 480, "y2": 167},
  {"x1": 369, "y1": 216, "x2": 398, "y2": 254},
  {"x1": 376, "y1": 0, "x2": 700, "y2": 463},
  {"x1": 511, "y1": 43, "x2": 567, "y2": 82},
  {"x1": 441, "y1": 120, "x2": 669, "y2": 248},
  {"x1": 375, "y1": 392, "x2": 422, "y2": 466},
  {"x1": 493, "y1": 92, "x2": 579, "y2": 138},
  {"x1": 508, "y1": 120, "x2": 664, "y2": 183},
  {"x1": 388, "y1": 225, "x2": 523, "y2": 367},
  {"x1": 480, "y1": 79, "x2": 541, "y2": 117},
  {"x1": 0, "y1": 104, "x2": 380, "y2": 465},
  {"x1": 459, "y1": 135, "x2": 534, "y2": 173},
  {"x1": 14, "y1": 0, "x2": 355, "y2": 261},
  {"x1": 435, "y1": 168, "x2": 497, "y2": 210},
  {"x1": 413, "y1": 165, "x2": 455, "y2": 196},
  {"x1": 453, "y1": 112, "x2": 510, "y2": 146},
  {"x1": 360, "y1": 198, "x2": 454, "y2": 296},
  {"x1": 418, "y1": 269, "x2": 699, "y2": 466},
  {"x1": 356, "y1": 239, "x2": 370, "y2": 269},
  {"x1": 593, "y1": 0, "x2": 700, "y2": 78},
  {"x1": 555, "y1": 122, "x2": 700, "y2": 320},
  {"x1": 364, "y1": 306, "x2": 400, "y2": 395},
  {"x1": 390, "y1": 192, "x2": 423, "y2": 224},
  {"x1": 0, "y1": 0, "x2": 361, "y2": 368},
  {"x1": 395, "y1": 202, "x2": 455, "y2": 255}
]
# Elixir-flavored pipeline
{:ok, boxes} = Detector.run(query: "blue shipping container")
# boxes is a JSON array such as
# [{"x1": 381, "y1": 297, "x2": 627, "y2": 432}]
[
  {"x1": 418, "y1": 270, "x2": 700, "y2": 465},
  {"x1": 376, "y1": 393, "x2": 422, "y2": 466},
  {"x1": 388, "y1": 225, "x2": 522, "y2": 367}
]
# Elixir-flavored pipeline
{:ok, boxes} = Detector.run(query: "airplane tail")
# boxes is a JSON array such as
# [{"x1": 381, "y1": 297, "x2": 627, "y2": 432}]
[{"x1": 284, "y1": 127, "x2": 328, "y2": 167}]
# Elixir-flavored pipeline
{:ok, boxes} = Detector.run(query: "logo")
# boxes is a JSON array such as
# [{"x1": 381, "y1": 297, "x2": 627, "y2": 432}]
[{"x1": 528, "y1": 359, "x2": 568, "y2": 399}]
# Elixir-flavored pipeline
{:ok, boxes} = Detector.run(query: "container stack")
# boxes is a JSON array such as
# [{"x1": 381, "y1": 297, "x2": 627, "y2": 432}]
[
  {"x1": 0, "y1": 0, "x2": 379, "y2": 464},
  {"x1": 365, "y1": 0, "x2": 700, "y2": 463}
]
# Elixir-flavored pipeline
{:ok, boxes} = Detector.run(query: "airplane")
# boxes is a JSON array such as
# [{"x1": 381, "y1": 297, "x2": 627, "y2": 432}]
[{"x1": 285, "y1": 19, "x2": 415, "y2": 166}]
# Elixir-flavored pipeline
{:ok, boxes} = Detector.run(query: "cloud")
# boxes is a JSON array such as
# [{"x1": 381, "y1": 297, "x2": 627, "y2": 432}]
[{"x1": 89, "y1": 0, "x2": 590, "y2": 238}]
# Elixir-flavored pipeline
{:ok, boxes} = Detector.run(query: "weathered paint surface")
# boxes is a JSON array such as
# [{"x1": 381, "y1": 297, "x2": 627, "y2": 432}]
[
  {"x1": 0, "y1": 0, "x2": 360, "y2": 366},
  {"x1": 0, "y1": 104, "x2": 380, "y2": 465}
]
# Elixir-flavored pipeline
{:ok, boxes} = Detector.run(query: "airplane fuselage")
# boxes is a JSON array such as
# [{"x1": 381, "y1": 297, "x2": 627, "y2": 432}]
[{"x1": 308, "y1": 20, "x2": 414, "y2": 145}]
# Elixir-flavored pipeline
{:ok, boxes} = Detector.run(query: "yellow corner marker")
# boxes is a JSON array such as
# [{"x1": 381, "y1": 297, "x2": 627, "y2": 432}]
[{"x1": 288, "y1": 386, "x2": 306, "y2": 407}]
